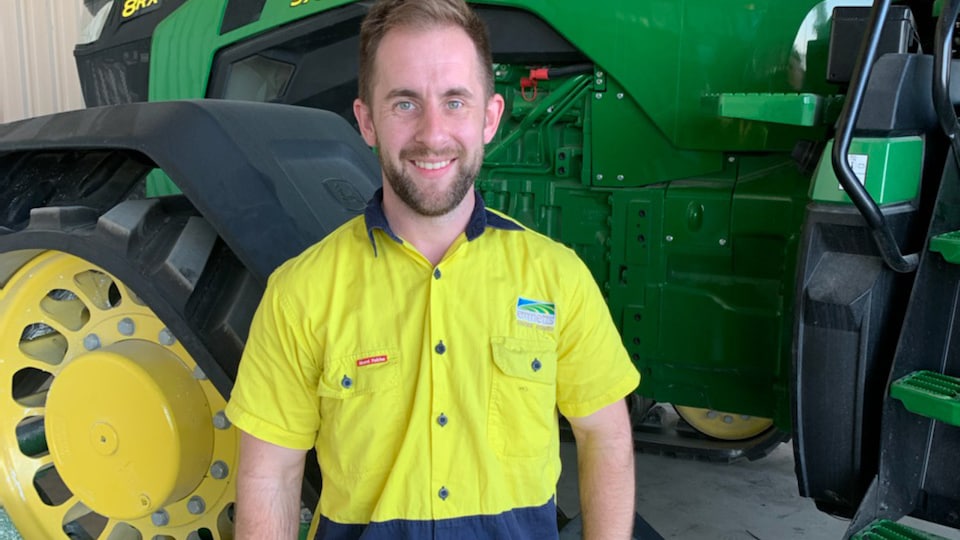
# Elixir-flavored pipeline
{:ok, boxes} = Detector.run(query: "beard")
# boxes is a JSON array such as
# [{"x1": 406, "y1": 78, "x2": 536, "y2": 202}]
[{"x1": 380, "y1": 142, "x2": 483, "y2": 217}]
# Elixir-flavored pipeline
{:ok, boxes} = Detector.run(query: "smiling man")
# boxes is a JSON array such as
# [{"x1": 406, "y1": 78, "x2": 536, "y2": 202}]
[{"x1": 225, "y1": 1, "x2": 640, "y2": 539}]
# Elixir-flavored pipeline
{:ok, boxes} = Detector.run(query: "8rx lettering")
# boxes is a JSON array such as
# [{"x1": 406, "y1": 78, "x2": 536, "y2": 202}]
[{"x1": 122, "y1": 0, "x2": 160, "y2": 19}]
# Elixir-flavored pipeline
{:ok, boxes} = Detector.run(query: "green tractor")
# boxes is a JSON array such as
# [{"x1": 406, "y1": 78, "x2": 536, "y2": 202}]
[{"x1": 1, "y1": 0, "x2": 959, "y2": 538}]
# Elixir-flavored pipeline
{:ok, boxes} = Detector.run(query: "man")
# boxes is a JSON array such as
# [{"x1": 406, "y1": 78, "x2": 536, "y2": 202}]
[{"x1": 225, "y1": 0, "x2": 640, "y2": 538}]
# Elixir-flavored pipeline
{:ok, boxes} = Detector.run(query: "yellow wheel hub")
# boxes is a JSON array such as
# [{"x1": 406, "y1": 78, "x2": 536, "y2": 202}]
[
  {"x1": 46, "y1": 340, "x2": 214, "y2": 519},
  {"x1": 0, "y1": 250, "x2": 238, "y2": 539},
  {"x1": 674, "y1": 405, "x2": 774, "y2": 441}
]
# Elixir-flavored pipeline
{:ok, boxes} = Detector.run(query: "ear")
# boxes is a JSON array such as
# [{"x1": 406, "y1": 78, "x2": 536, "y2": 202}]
[
  {"x1": 482, "y1": 93, "x2": 505, "y2": 144},
  {"x1": 353, "y1": 98, "x2": 378, "y2": 147}
]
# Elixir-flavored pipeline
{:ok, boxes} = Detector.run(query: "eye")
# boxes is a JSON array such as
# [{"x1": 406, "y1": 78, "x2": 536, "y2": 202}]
[
  {"x1": 446, "y1": 100, "x2": 464, "y2": 110},
  {"x1": 395, "y1": 101, "x2": 415, "y2": 112}
]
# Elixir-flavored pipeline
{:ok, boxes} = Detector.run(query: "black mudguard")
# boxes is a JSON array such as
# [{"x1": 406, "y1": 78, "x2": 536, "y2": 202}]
[
  {"x1": 792, "y1": 52, "x2": 948, "y2": 519},
  {"x1": 0, "y1": 99, "x2": 381, "y2": 283},
  {"x1": 792, "y1": 202, "x2": 919, "y2": 517}
]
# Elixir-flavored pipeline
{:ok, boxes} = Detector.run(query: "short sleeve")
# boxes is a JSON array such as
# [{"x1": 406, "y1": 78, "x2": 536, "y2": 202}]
[
  {"x1": 556, "y1": 258, "x2": 640, "y2": 418},
  {"x1": 225, "y1": 271, "x2": 322, "y2": 450}
]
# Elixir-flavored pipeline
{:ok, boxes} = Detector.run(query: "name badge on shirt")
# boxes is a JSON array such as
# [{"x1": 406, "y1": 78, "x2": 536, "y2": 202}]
[{"x1": 357, "y1": 355, "x2": 388, "y2": 367}]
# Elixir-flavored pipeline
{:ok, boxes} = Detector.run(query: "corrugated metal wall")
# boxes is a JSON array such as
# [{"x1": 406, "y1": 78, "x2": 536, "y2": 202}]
[{"x1": 0, "y1": 0, "x2": 93, "y2": 123}]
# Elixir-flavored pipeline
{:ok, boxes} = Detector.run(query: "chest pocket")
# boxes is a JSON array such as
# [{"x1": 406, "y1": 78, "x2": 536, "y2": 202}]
[
  {"x1": 488, "y1": 337, "x2": 558, "y2": 459},
  {"x1": 316, "y1": 349, "x2": 403, "y2": 475}
]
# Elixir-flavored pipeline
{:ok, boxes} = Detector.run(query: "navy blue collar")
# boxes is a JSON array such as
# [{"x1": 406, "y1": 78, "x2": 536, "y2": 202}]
[{"x1": 364, "y1": 188, "x2": 522, "y2": 254}]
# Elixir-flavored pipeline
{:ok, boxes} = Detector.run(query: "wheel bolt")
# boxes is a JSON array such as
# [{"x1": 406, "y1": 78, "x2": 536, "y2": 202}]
[
  {"x1": 193, "y1": 366, "x2": 207, "y2": 380},
  {"x1": 187, "y1": 496, "x2": 206, "y2": 515},
  {"x1": 117, "y1": 317, "x2": 135, "y2": 336},
  {"x1": 210, "y1": 460, "x2": 229, "y2": 480},
  {"x1": 213, "y1": 411, "x2": 231, "y2": 430},
  {"x1": 151, "y1": 509, "x2": 169, "y2": 526},
  {"x1": 83, "y1": 334, "x2": 101, "y2": 351},
  {"x1": 159, "y1": 327, "x2": 176, "y2": 346}
]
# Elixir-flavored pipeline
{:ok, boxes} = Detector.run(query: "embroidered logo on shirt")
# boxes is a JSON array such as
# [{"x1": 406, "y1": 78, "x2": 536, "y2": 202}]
[
  {"x1": 356, "y1": 355, "x2": 388, "y2": 367},
  {"x1": 516, "y1": 297, "x2": 556, "y2": 329}
]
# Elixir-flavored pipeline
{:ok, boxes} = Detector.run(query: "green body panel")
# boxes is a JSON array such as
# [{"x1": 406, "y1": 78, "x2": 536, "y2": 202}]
[
  {"x1": 810, "y1": 137, "x2": 923, "y2": 204},
  {"x1": 591, "y1": 76, "x2": 723, "y2": 186},
  {"x1": 143, "y1": 0, "x2": 876, "y2": 429},
  {"x1": 479, "y1": 0, "x2": 868, "y2": 152},
  {"x1": 604, "y1": 155, "x2": 806, "y2": 423},
  {"x1": 483, "y1": 62, "x2": 807, "y2": 425},
  {"x1": 147, "y1": 170, "x2": 180, "y2": 197}
]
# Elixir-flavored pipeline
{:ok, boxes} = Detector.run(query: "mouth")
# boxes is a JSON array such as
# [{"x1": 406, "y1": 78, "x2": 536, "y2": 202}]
[{"x1": 412, "y1": 159, "x2": 454, "y2": 171}]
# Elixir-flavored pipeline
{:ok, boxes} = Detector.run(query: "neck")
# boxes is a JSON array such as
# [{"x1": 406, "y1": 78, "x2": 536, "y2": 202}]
[{"x1": 382, "y1": 188, "x2": 475, "y2": 266}]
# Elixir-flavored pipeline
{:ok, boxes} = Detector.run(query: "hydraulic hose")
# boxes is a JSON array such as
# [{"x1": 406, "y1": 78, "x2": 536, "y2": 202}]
[
  {"x1": 546, "y1": 63, "x2": 594, "y2": 78},
  {"x1": 831, "y1": 0, "x2": 919, "y2": 273}
]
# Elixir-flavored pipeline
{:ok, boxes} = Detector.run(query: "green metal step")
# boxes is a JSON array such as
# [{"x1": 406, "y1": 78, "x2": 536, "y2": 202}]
[
  {"x1": 852, "y1": 519, "x2": 952, "y2": 540},
  {"x1": 703, "y1": 92, "x2": 842, "y2": 126},
  {"x1": 929, "y1": 230, "x2": 960, "y2": 264},
  {"x1": 890, "y1": 370, "x2": 960, "y2": 426}
]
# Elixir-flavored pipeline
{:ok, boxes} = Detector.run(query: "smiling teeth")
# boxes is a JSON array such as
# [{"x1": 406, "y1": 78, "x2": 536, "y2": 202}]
[{"x1": 414, "y1": 160, "x2": 451, "y2": 170}]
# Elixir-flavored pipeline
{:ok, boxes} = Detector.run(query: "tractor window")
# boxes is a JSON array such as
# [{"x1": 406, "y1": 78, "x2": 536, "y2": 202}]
[
  {"x1": 207, "y1": 3, "x2": 366, "y2": 128},
  {"x1": 222, "y1": 55, "x2": 295, "y2": 103}
]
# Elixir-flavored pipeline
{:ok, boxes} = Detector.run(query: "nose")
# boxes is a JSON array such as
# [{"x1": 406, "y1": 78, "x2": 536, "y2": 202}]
[{"x1": 415, "y1": 102, "x2": 449, "y2": 149}]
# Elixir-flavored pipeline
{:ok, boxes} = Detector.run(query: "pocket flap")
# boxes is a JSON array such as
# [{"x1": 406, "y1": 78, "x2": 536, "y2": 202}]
[
  {"x1": 317, "y1": 349, "x2": 400, "y2": 398},
  {"x1": 491, "y1": 337, "x2": 557, "y2": 383}
]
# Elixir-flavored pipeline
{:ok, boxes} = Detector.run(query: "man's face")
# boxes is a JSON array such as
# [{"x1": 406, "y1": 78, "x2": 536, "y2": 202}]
[{"x1": 354, "y1": 24, "x2": 504, "y2": 217}]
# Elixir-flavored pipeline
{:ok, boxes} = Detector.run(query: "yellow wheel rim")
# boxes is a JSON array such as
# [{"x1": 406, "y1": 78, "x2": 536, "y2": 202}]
[
  {"x1": 674, "y1": 405, "x2": 774, "y2": 441},
  {"x1": 0, "y1": 250, "x2": 237, "y2": 539}
]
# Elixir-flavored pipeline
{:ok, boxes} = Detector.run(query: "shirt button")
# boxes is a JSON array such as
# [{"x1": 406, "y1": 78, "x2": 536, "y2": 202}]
[
  {"x1": 531, "y1": 358, "x2": 542, "y2": 372},
  {"x1": 437, "y1": 413, "x2": 448, "y2": 427},
  {"x1": 433, "y1": 268, "x2": 442, "y2": 280},
  {"x1": 438, "y1": 487, "x2": 449, "y2": 500},
  {"x1": 341, "y1": 375, "x2": 353, "y2": 389},
  {"x1": 435, "y1": 341, "x2": 446, "y2": 355}
]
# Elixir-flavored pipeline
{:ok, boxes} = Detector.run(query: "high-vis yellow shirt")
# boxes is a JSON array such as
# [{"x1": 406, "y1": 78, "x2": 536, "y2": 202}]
[{"x1": 226, "y1": 189, "x2": 640, "y2": 539}]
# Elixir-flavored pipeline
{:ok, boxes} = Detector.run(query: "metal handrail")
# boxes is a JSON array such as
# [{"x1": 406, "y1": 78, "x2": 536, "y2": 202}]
[
  {"x1": 934, "y1": 0, "x2": 960, "y2": 167},
  {"x1": 831, "y1": 0, "x2": 919, "y2": 273}
]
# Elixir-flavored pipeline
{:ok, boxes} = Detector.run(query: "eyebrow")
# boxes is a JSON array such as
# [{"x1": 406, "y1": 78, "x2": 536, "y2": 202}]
[{"x1": 384, "y1": 87, "x2": 475, "y2": 100}]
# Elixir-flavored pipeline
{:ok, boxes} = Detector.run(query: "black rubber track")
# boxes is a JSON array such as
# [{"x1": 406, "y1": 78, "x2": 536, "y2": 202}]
[
  {"x1": 0, "y1": 148, "x2": 252, "y2": 409},
  {"x1": 0, "y1": 147, "x2": 322, "y2": 514}
]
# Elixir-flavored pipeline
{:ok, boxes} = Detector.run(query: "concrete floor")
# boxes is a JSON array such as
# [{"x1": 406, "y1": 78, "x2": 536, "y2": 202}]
[
  {"x1": 3, "y1": 429, "x2": 960, "y2": 539},
  {"x1": 558, "y1": 435, "x2": 960, "y2": 540}
]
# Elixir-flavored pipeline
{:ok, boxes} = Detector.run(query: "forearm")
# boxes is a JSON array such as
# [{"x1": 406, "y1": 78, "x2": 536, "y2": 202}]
[
  {"x1": 235, "y1": 433, "x2": 307, "y2": 540},
  {"x1": 573, "y1": 403, "x2": 635, "y2": 540},
  {"x1": 236, "y1": 471, "x2": 303, "y2": 538}
]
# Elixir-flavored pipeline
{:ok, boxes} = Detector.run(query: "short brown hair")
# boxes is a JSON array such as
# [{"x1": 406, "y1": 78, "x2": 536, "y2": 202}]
[{"x1": 357, "y1": 0, "x2": 494, "y2": 104}]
